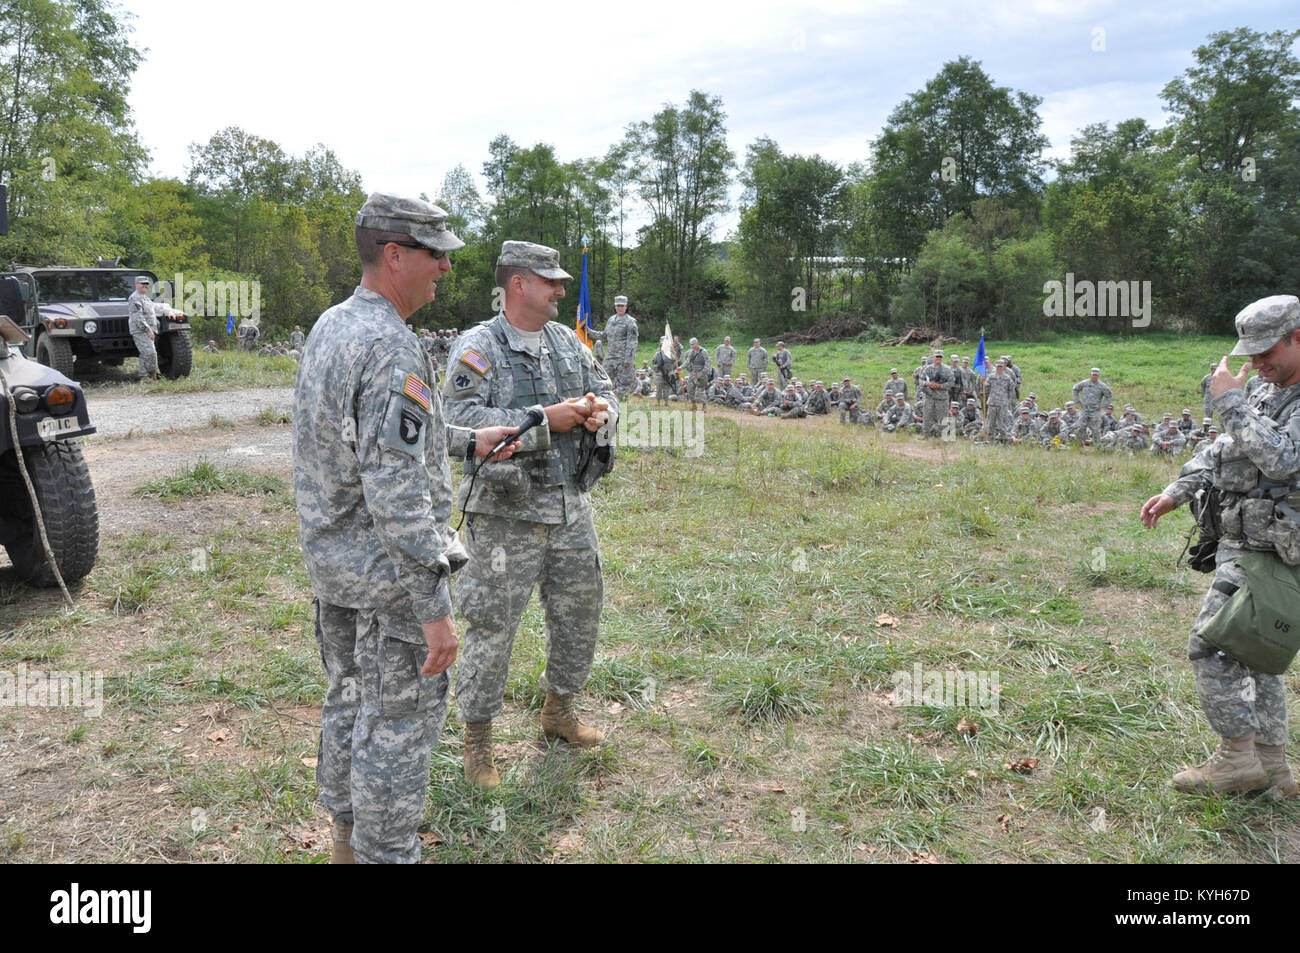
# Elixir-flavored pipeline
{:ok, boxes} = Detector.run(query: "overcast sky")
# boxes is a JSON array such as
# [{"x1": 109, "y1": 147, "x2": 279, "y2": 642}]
[{"x1": 124, "y1": 0, "x2": 1296, "y2": 235}]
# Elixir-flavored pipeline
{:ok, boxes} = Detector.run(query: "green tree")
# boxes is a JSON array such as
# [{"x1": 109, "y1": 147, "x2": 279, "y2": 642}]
[
  {"x1": 866, "y1": 57, "x2": 1048, "y2": 267},
  {"x1": 0, "y1": 0, "x2": 146, "y2": 263},
  {"x1": 624, "y1": 90, "x2": 734, "y2": 322}
]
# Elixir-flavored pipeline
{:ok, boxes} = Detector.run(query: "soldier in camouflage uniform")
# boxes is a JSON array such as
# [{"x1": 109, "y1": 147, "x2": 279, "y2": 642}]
[
  {"x1": 1072, "y1": 367, "x2": 1112, "y2": 445},
  {"x1": 1142, "y1": 296, "x2": 1300, "y2": 796},
  {"x1": 749, "y1": 379, "x2": 780, "y2": 415},
  {"x1": 768, "y1": 342, "x2": 789, "y2": 388},
  {"x1": 805, "y1": 380, "x2": 831, "y2": 415},
  {"x1": 1038, "y1": 409, "x2": 1068, "y2": 447},
  {"x1": 884, "y1": 368, "x2": 907, "y2": 401},
  {"x1": 1011, "y1": 407, "x2": 1040, "y2": 444},
  {"x1": 881, "y1": 393, "x2": 911, "y2": 432},
  {"x1": 127, "y1": 276, "x2": 160, "y2": 381},
  {"x1": 683, "y1": 338, "x2": 711, "y2": 409},
  {"x1": 289, "y1": 325, "x2": 306, "y2": 350},
  {"x1": 981, "y1": 359, "x2": 1016, "y2": 442},
  {"x1": 959, "y1": 397, "x2": 983, "y2": 438},
  {"x1": 715, "y1": 336, "x2": 737, "y2": 380},
  {"x1": 918, "y1": 349, "x2": 955, "y2": 437},
  {"x1": 746, "y1": 338, "x2": 768, "y2": 383},
  {"x1": 1150, "y1": 420, "x2": 1187, "y2": 456},
  {"x1": 777, "y1": 384, "x2": 806, "y2": 419},
  {"x1": 602, "y1": 295, "x2": 638, "y2": 401},
  {"x1": 839, "y1": 377, "x2": 862, "y2": 424},
  {"x1": 443, "y1": 241, "x2": 619, "y2": 789},
  {"x1": 1200, "y1": 362, "x2": 1216, "y2": 422},
  {"x1": 294, "y1": 193, "x2": 520, "y2": 864}
]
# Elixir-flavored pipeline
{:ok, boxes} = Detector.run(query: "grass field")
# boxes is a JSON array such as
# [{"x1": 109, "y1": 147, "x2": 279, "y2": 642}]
[{"x1": 3, "y1": 331, "x2": 1296, "y2": 864}]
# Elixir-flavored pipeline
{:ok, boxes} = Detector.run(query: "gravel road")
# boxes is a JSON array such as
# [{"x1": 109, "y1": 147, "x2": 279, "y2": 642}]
[{"x1": 85, "y1": 386, "x2": 294, "y2": 439}]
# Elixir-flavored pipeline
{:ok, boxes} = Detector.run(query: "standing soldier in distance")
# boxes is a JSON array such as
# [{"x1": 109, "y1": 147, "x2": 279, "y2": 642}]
[
  {"x1": 746, "y1": 337, "x2": 768, "y2": 384},
  {"x1": 715, "y1": 336, "x2": 737, "y2": 380},
  {"x1": 1072, "y1": 367, "x2": 1113, "y2": 445},
  {"x1": 127, "y1": 276, "x2": 160, "y2": 381},
  {"x1": 442, "y1": 241, "x2": 619, "y2": 789},
  {"x1": 1141, "y1": 295, "x2": 1300, "y2": 796},
  {"x1": 602, "y1": 294, "x2": 638, "y2": 402},
  {"x1": 773, "y1": 341, "x2": 793, "y2": 388}
]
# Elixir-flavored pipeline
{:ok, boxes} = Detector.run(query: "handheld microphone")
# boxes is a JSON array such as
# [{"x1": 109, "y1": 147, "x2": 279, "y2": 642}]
[{"x1": 486, "y1": 406, "x2": 544, "y2": 458}]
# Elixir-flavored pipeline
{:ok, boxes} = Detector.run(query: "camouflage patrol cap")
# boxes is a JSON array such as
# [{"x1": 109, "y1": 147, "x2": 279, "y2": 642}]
[
  {"x1": 1065, "y1": 400, "x2": 1075, "y2": 407},
  {"x1": 1049, "y1": 408, "x2": 1061, "y2": 417},
  {"x1": 1090, "y1": 367, "x2": 1100, "y2": 374},
  {"x1": 497, "y1": 240, "x2": 570, "y2": 279},
  {"x1": 356, "y1": 192, "x2": 465, "y2": 251},
  {"x1": 934, "y1": 349, "x2": 944, "y2": 357},
  {"x1": 950, "y1": 401, "x2": 960, "y2": 408},
  {"x1": 966, "y1": 397, "x2": 976, "y2": 404},
  {"x1": 1019, "y1": 406, "x2": 1030, "y2": 414},
  {"x1": 1208, "y1": 426, "x2": 1220, "y2": 434},
  {"x1": 1182, "y1": 408, "x2": 1192, "y2": 415},
  {"x1": 1202, "y1": 417, "x2": 1212, "y2": 424},
  {"x1": 1229, "y1": 295, "x2": 1300, "y2": 356},
  {"x1": 133, "y1": 275, "x2": 151, "y2": 285},
  {"x1": 1028, "y1": 393, "x2": 1037, "y2": 399},
  {"x1": 614, "y1": 295, "x2": 628, "y2": 305},
  {"x1": 890, "y1": 368, "x2": 899, "y2": 374},
  {"x1": 1130, "y1": 424, "x2": 1142, "y2": 432},
  {"x1": 1162, "y1": 412, "x2": 1172, "y2": 419}
]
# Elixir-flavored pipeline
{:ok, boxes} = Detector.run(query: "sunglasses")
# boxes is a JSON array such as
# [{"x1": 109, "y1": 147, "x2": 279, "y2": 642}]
[{"x1": 376, "y1": 240, "x2": 446, "y2": 259}]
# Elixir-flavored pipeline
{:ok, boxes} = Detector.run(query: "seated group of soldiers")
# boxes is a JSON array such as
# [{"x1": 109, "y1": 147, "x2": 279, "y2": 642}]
[{"x1": 623, "y1": 343, "x2": 1217, "y2": 457}]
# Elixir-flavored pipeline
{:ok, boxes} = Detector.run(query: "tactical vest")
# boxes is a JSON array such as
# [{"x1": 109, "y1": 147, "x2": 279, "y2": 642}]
[
  {"x1": 486, "y1": 319, "x2": 587, "y2": 488},
  {"x1": 1215, "y1": 384, "x2": 1300, "y2": 563}
]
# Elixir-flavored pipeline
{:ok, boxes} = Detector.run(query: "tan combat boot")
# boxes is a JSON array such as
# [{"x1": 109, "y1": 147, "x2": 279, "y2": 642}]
[
  {"x1": 1255, "y1": 743, "x2": 1300, "y2": 796},
  {"x1": 330, "y1": 820, "x2": 354, "y2": 864},
  {"x1": 540, "y1": 691, "x2": 604, "y2": 747},
  {"x1": 1171, "y1": 734, "x2": 1270, "y2": 795},
  {"x1": 463, "y1": 720, "x2": 501, "y2": 789}
]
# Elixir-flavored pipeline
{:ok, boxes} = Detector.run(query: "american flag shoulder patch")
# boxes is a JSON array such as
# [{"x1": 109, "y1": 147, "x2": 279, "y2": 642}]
[
  {"x1": 402, "y1": 373, "x2": 432, "y2": 411},
  {"x1": 460, "y1": 349, "x2": 491, "y2": 375}
]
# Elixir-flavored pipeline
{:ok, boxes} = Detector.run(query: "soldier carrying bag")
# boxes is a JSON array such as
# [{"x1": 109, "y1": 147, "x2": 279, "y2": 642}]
[{"x1": 1197, "y1": 551, "x2": 1300, "y2": 674}]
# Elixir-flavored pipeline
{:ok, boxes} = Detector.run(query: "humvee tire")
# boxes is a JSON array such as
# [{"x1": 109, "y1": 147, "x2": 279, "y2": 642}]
[
  {"x1": 36, "y1": 334, "x2": 75, "y2": 379},
  {"x1": 157, "y1": 328, "x2": 192, "y2": 379},
  {"x1": 0, "y1": 440, "x2": 99, "y2": 586}
]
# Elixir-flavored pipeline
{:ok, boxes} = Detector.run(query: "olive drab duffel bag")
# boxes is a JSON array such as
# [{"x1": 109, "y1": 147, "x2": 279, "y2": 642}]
[{"x1": 1197, "y1": 551, "x2": 1300, "y2": 674}]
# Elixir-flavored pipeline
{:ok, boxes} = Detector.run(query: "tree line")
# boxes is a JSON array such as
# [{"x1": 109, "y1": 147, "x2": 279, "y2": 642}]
[{"x1": 1, "y1": 2, "x2": 1295, "y2": 340}]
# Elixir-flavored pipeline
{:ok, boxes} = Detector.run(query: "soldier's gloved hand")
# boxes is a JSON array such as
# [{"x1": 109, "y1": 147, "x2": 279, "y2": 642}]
[
  {"x1": 420, "y1": 615, "x2": 459, "y2": 676},
  {"x1": 545, "y1": 397, "x2": 594, "y2": 433}
]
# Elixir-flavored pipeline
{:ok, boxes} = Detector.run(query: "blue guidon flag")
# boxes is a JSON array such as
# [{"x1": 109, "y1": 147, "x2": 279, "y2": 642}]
[
  {"x1": 226, "y1": 312, "x2": 235, "y2": 335},
  {"x1": 974, "y1": 329, "x2": 990, "y2": 377},
  {"x1": 575, "y1": 236, "x2": 593, "y2": 350}
]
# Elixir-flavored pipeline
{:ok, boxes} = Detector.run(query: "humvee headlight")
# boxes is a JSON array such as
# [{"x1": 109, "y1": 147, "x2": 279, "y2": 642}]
[
  {"x1": 45, "y1": 386, "x2": 75, "y2": 414},
  {"x1": 83, "y1": 320, "x2": 98, "y2": 334},
  {"x1": 11, "y1": 386, "x2": 40, "y2": 413}
]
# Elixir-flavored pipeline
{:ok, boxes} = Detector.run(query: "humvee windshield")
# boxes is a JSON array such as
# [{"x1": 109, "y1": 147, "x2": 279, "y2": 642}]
[{"x1": 34, "y1": 271, "x2": 140, "y2": 303}]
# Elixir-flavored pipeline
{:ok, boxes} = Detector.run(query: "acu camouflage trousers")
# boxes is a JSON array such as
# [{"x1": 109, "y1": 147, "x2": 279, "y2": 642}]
[
  {"x1": 455, "y1": 511, "x2": 603, "y2": 723},
  {"x1": 1187, "y1": 545, "x2": 1288, "y2": 745},
  {"x1": 315, "y1": 599, "x2": 450, "y2": 864},
  {"x1": 133, "y1": 330, "x2": 158, "y2": 378}
]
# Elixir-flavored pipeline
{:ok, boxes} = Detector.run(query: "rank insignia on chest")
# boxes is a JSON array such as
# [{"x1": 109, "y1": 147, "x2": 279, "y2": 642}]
[
  {"x1": 460, "y1": 349, "x2": 491, "y2": 375},
  {"x1": 403, "y1": 374, "x2": 432, "y2": 410},
  {"x1": 400, "y1": 408, "x2": 423, "y2": 444}
]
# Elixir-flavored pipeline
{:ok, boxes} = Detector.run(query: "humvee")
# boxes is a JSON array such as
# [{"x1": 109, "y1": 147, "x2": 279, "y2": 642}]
[{"x1": 0, "y1": 265, "x2": 193, "y2": 379}]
